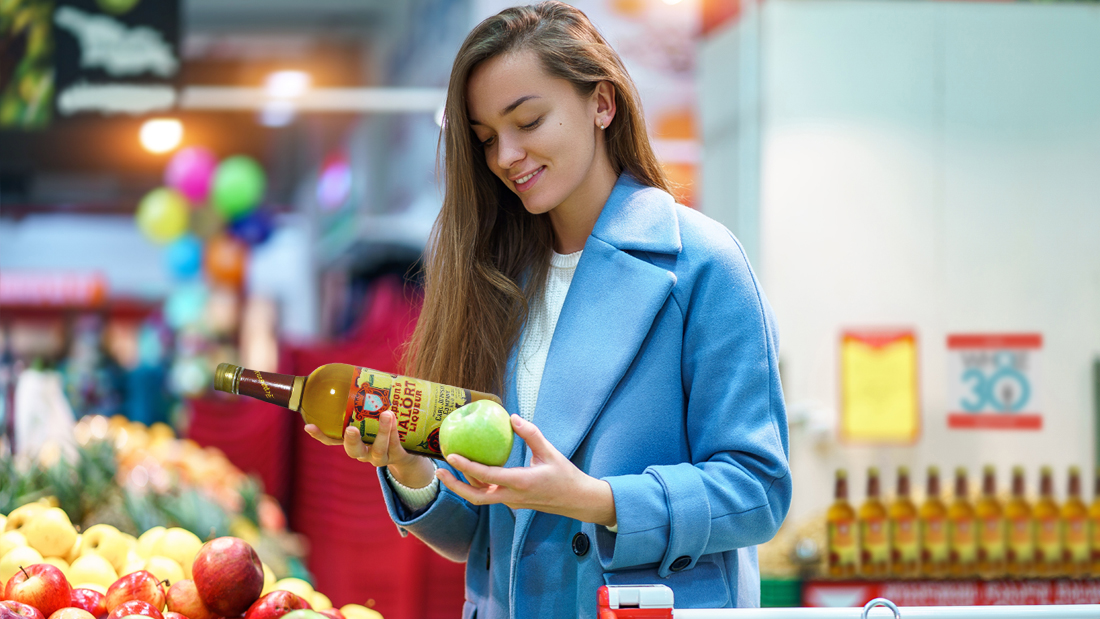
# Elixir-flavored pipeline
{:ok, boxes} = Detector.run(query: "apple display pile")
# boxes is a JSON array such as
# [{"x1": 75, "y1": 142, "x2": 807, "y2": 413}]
[{"x1": 0, "y1": 510, "x2": 382, "y2": 619}]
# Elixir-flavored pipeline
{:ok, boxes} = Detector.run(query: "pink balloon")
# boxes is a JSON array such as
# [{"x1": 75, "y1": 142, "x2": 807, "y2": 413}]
[{"x1": 165, "y1": 146, "x2": 218, "y2": 205}]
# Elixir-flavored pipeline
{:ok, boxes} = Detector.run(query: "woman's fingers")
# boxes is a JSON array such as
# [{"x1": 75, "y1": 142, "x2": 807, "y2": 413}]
[{"x1": 304, "y1": 423, "x2": 344, "y2": 446}]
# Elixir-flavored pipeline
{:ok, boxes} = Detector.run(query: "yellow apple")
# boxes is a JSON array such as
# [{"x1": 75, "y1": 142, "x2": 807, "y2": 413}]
[
  {"x1": 80, "y1": 524, "x2": 129, "y2": 572},
  {"x1": 41, "y1": 556, "x2": 71, "y2": 578},
  {"x1": 150, "y1": 528, "x2": 202, "y2": 579},
  {"x1": 0, "y1": 530, "x2": 28, "y2": 556},
  {"x1": 0, "y1": 514, "x2": 7, "y2": 529},
  {"x1": 4, "y1": 502, "x2": 48, "y2": 533},
  {"x1": 119, "y1": 532, "x2": 138, "y2": 552},
  {"x1": 66, "y1": 534, "x2": 84, "y2": 563},
  {"x1": 310, "y1": 591, "x2": 332, "y2": 611},
  {"x1": 136, "y1": 527, "x2": 166, "y2": 559},
  {"x1": 69, "y1": 552, "x2": 119, "y2": 589},
  {"x1": 23, "y1": 507, "x2": 78, "y2": 558},
  {"x1": 0, "y1": 544, "x2": 44, "y2": 582},
  {"x1": 143, "y1": 555, "x2": 184, "y2": 585},
  {"x1": 272, "y1": 577, "x2": 313, "y2": 600},
  {"x1": 260, "y1": 563, "x2": 276, "y2": 595},
  {"x1": 340, "y1": 604, "x2": 384, "y2": 619},
  {"x1": 119, "y1": 549, "x2": 145, "y2": 576}
]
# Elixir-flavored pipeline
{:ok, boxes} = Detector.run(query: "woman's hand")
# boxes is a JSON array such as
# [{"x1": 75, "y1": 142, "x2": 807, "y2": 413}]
[
  {"x1": 435, "y1": 415, "x2": 617, "y2": 527},
  {"x1": 303, "y1": 411, "x2": 436, "y2": 488}
]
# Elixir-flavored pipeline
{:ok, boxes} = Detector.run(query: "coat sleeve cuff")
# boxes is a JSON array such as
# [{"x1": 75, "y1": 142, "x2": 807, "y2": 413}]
[{"x1": 595, "y1": 464, "x2": 710, "y2": 575}]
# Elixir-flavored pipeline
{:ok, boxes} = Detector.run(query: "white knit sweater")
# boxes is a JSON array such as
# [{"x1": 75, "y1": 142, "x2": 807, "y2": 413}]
[{"x1": 388, "y1": 249, "x2": 583, "y2": 509}]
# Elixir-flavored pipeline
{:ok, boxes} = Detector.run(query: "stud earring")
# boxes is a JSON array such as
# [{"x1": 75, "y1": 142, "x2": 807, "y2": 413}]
[{"x1": 599, "y1": 123, "x2": 605, "y2": 130}]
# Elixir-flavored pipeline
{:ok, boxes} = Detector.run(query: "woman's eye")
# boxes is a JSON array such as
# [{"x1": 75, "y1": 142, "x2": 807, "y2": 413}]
[
  {"x1": 480, "y1": 135, "x2": 496, "y2": 147},
  {"x1": 521, "y1": 117, "x2": 543, "y2": 130}
]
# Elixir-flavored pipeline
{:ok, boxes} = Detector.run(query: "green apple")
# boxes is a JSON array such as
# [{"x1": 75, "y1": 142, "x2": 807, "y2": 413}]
[
  {"x1": 440, "y1": 400, "x2": 514, "y2": 466},
  {"x1": 281, "y1": 610, "x2": 328, "y2": 619}
]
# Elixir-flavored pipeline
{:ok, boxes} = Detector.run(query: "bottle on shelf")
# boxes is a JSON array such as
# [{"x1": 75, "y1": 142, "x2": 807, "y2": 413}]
[
  {"x1": 1062, "y1": 466, "x2": 1089, "y2": 578},
  {"x1": 975, "y1": 465, "x2": 1006, "y2": 580},
  {"x1": 827, "y1": 468, "x2": 858, "y2": 579},
  {"x1": 1034, "y1": 466, "x2": 1063, "y2": 577},
  {"x1": 948, "y1": 467, "x2": 977, "y2": 578},
  {"x1": 919, "y1": 466, "x2": 949, "y2": 579},
  {"x1": 1005, "y1": 466, "x2": 1035, "y2": 579},
  {"x1": 889, "y1": 466, "x2": 919, "y2": 579},
  {"x1": 1090, "y1": 467, "x2": 1100, "y2": 576},
  {"x1": 213, "y1": 362, "x2": 501, "y2": 460},
  {"x1": 859, "y1": 467, "x2": 890, "y2": 578}
]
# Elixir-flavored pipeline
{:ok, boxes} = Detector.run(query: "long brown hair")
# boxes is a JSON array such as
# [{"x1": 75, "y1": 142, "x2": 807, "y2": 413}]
[{"x1": 404, "y1": 1, "x2": 671, "y2": 395}]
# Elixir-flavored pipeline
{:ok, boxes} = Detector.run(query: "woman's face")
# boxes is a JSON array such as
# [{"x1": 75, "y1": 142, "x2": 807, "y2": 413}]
[{"x1": 466, "y1": 50, "x2": 611, "y2": 218}]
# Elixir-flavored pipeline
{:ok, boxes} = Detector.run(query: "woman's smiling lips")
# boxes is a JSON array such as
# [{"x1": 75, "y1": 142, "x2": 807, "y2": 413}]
[{"x1": 510, "y1": 166, "x2": 545, "y2": 192}]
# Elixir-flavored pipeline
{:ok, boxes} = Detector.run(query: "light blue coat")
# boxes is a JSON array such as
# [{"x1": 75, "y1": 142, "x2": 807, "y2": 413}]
[{"x1": 378, "y1": 175, "x2": 791, "y2": 619}]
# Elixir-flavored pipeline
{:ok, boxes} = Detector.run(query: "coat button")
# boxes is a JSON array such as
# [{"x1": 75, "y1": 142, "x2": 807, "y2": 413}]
[
  {"x1": 571, "y1": 532, "x2": 590, "y2": 557},
  {"x1": 669, "y1": 556, "x2": 691, "y2": 572}
]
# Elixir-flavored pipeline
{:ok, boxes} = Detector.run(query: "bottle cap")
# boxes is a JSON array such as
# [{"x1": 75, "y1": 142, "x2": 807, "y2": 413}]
[{"x1": 214, "y1": 363, "x2": 243, "y2": 393}]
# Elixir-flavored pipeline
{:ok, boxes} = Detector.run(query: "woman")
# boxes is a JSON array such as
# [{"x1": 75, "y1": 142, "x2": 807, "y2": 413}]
[{"x1": 306, "y1": 3, "x2": 791, "y2": 617}]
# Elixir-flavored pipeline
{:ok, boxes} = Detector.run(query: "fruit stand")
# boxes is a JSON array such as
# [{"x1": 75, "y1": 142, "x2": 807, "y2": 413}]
[{"x1": 0, "y1": 415, "x2": 383, "y2": 619}]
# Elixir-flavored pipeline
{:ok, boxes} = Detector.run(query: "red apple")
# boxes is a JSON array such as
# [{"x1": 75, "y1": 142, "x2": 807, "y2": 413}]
[
  {"x1": 106, "y1": 600, "x2": 162, "y2": 619},
  {"x1": 48, "y1": 609, "x2": 95, "y2": 619},
  {"x1": 317, "y1": 611, "x2": 343, "y2": 619},
  {"x1": 243, "y1": 591, "x2": 310, "y2": 619},
  {"x1": 105, "y1": 572, "x2": 165, "y2": 614},
  {"x1": 163, "y1": 612, "x2": 190, "y2": 619},
  {"x1": 69, "y1": 591, "x2": 106, "y2": 619},
  {"x1": 0, "y1": 600, "x2": 46, "y2": 619},
  {"x1": 164, "y1": 582, "x2": 217, "y2": 619},
  {"x1": 5, "y1": 564, "x2": 73, "y2": 619},
  {"x1": 191, "y1": 538, "x2": 263, "y2": 618}
]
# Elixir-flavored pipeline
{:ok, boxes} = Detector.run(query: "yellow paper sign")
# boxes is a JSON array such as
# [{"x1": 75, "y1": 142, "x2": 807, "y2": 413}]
[{"x1": 840, "y1": 331, "x2": 919, "y2": 443}]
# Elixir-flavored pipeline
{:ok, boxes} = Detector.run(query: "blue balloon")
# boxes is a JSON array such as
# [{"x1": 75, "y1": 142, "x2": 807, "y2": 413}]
[
  {"x1": 164, "y1": 234, "x2": 204, "y2": 279},
  {"x1": 228, "y1": 209, "x2": 275, "y2": 246},
  {"x1": 164, "y1": 282, "x2": 209, "y2": 330}
]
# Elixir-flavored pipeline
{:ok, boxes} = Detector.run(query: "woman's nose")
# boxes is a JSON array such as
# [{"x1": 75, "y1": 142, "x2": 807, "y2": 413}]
[{"x1": 495, "y1": 134, "x2": 524, "y2": 170}]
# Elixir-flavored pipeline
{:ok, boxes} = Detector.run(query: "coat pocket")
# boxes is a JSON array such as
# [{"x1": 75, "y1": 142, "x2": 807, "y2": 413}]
[{"x1": 602, "y1": 556, "x2": 731, "y2": 609}]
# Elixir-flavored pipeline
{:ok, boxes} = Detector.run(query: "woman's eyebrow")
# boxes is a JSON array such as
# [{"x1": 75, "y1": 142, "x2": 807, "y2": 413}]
[{"x1": 469, "y1": 95, "x2": 541, "y2": 126}]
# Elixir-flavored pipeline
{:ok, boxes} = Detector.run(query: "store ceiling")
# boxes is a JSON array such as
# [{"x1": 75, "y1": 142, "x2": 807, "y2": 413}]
[{"x1": 0, "y1": 0, "x2": 412, "y2": 215}]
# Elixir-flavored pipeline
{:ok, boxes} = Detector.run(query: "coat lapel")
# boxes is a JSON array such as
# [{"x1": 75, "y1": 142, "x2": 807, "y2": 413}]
[{"x1": 508, "y1": 176, "x2": 682, "y2": 615}]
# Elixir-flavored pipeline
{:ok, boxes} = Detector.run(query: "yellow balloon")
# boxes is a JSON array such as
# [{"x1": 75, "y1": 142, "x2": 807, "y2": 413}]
[{"x1": 136, "y1": 187, "x2": 190, "y2": 244}]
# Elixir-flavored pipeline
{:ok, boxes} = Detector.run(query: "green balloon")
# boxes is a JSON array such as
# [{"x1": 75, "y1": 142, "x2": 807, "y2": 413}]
[
  {"x1": 212, "y1": 155, "x2": 266, "y2": 221},
  {"x1": 136, "y1": 187, "x2": 189, "y2": 244}
]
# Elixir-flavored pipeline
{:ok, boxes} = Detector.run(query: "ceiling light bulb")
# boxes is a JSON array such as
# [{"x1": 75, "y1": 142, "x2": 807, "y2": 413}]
[
  {"x1": 139, "y1": 118, "x2": 183, "y2": 154},
  {"x1": 265, "y1": 70, "x2": 311, "y2": 99}
]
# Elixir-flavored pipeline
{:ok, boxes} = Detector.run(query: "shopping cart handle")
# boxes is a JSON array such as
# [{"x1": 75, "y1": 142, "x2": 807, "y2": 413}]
[{"x1": 598, "y1": 585, "x2": 675, "y2": 618}]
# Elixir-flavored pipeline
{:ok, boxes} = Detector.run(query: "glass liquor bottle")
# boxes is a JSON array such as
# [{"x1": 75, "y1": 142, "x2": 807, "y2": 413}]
[
  {"x1": 1034, "y1": 466, "x2": 1063, "y2": 577},
  {"x1": 1062, "y1": 466, "x2": 1089, "y2": 578},
  {"x1": 1005, "y1": 466, "x2": 1035, "y2": 579},
  {"x1": 948, "y1": 467, "x2": 977, "y2": 578},
  {"x1": 1090, "y1": 467, "x2": 1100, "y2": 576},
  {"x1": 920, "y1": 466, "x2": 949, "y2": 579},
  {"x1": 859, "y1": 467, "x2": 890, "y2": 578},
  {"x1": 889, "y1": 466, "x2": 919, "y2": 578},
  {"x1": 827, "y1": 469, "x2": 858, "y2": 579},
  {"x1": 975, "y1": 465, "x2": 1006, "y2": 579},
  {"x1": 213, "y1": 362, "x2": 501, "y2": 459}
]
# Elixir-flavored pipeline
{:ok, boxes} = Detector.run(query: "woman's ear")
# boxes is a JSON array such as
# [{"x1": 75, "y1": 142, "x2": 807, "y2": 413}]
[{"x1": 594, "y1": 81, "x2": 617, "y2": 130}]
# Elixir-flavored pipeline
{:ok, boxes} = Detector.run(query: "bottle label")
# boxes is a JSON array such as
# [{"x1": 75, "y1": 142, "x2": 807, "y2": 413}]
[
  {"x1": 949, "y1": 518, "x2": 976, "y2": 564},
  {"x1": 860, "y1": 518, "x2": 889, "y2": 564},
  {"x1": 891, "y1": 517, "x2": 919, "y2": 563},
  {"x1": 1035, "y1": 516, "x2": 1062, "y2": 564},
  {"x1": 828, "y1": 521, "x2": 857, "y2": 568},
  {"x1": 921, "y1": 518, "x2": 948, "y2": 563},
  {"x1": 1008, "y1": 517, "x2": 1034, "y2": 563},
  {"x1": 1064, "y1": 517, "x2": 1088, "y2": 562},
  {"x1": 345, "y1": 368, "x2": 471, "y2": 458},
  {"x1": 978, "y1": 517, "x2": 1005, "y2": 562}
]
